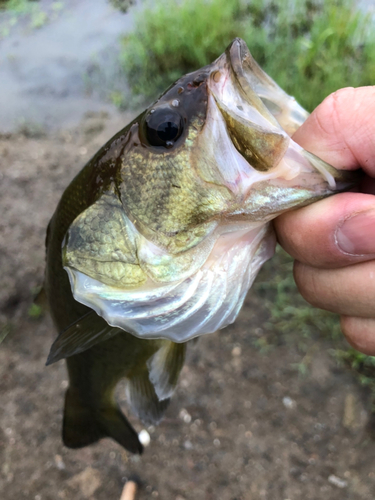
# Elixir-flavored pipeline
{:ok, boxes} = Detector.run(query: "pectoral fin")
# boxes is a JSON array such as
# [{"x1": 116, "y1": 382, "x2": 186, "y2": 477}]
[{"x1": 46, "y1": 311, "x2": 121, "y2": 365}]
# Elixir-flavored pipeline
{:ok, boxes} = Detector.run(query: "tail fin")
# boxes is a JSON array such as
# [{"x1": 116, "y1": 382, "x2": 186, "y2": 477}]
[{"x1": 63, "y1": 388, "x2": 143, "y2": 454}]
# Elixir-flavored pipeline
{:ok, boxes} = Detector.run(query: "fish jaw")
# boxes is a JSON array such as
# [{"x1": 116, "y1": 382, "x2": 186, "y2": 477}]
[
  {"x1": 226, "y1": 38, "x2": 310, "y2": 135},
  {"x1": 198, "y1": 38, "x2": 359, "y2": 218}
]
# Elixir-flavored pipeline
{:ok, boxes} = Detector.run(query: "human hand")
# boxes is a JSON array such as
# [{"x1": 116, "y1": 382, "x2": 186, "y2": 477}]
[{"x1": 274, "y1": 87, "x2": 375, "y2": 355}]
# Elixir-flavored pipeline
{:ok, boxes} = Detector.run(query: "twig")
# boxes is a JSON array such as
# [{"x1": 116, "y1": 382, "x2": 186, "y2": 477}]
[{"x1": 120, "y1": 480, "x2": 138, "y2": 500}]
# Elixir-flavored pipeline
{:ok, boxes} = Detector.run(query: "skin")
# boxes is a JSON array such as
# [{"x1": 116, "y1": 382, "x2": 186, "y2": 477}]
[{"x1": 274, "y1": 86, "x2": 375, "y2": 355}]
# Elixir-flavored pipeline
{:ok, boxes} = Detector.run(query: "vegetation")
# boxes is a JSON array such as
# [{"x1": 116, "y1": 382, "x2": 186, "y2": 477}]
[
  {"x1": 0, "y1": 0, "x2": 63, "y2": 37},
  {"x1": 120, "y1": 0, "x2": 375, "y2": 110}
]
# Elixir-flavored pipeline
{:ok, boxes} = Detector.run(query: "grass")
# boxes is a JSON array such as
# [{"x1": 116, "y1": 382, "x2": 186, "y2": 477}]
[
  {"x1": 27, "y1": 303, "x2": 43, "y2": 320},
  {"x1": 120, "y1": 0, "x2": 375, "y2": 396},
  {"x1": 0, "y1": 0, "x2": 63, "y2": 37},
  {"x1": 256, "y1": 248, "x2": 375, "y2": 393},
  {"x1": 119, "y1": 0, "x2": 375, "y2": 111}
]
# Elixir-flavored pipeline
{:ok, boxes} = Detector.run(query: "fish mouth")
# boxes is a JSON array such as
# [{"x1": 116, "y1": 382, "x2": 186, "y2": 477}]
[
  {"x1": 204, "y1": 38, "x2": 360, "y2": 210},
  {"x1": 226, "y1": 38, "x2": 309, "y2": 135}
]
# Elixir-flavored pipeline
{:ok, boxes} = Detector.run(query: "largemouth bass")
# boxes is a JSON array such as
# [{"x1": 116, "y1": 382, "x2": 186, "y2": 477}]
[{"x1": 44, "y1": 39, "x2": 358, "y2": 453}]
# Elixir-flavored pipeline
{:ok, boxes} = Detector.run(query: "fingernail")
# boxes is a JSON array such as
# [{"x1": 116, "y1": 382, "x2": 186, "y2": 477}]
[{"x1": 336, "y1": 210, "x2": 375, "y2": 255}]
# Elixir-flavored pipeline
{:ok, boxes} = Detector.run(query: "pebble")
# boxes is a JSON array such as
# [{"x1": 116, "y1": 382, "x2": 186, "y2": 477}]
[
  {"x1": 138, "y1": 429, "x2": 151, "y2": 447},
  {"x1": 328, "y1": 475, "x2": 348, "y2": 489},
  {"x1": 179, "y1": 408, "x2": 192, "y2": 423},
  {"x1": 282, "y1": 396, "x2": 296, "y2": 409},
  {"x1": 342, "y1": 393, "x2": 365, "y2": 431},
  {"x1": 54, "y1": 455, "x2": 65, "y2": 470},
  {"x1": 232, "y1": 346, "x2": 241, "y2": 356},
  {"x1": 184, "y1": 440, "x2": 193, "y2": 450}
]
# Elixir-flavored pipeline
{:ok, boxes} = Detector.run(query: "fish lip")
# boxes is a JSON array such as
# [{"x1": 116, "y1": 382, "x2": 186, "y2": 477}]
[
  {"x1": 224, "y1": 37, "x2": 277, "y2": 122},
  {"x1": 223, "y1": 38, "x2": 310, "y2": 135},
  {"x1": 226, "y1": 38, "x2": 250, "y2": 90},
  {"x1": 209, "y1": 38, "x2": 285, "y2": 134}
]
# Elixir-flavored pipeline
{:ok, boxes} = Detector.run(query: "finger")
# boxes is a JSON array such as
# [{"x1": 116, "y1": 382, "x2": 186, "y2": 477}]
[
  {"x1": 274, "y1": 192, "x2": 375, "y2": 269},
  {"x1": 293, "y1": 260, "x2": 375, "y2": 317},
  {"x1": 341, "y1": 316, "x2": 375, "y2": 356},
  {"x1": 293, "y1": 86, "x2": 375, "y2": 175}
]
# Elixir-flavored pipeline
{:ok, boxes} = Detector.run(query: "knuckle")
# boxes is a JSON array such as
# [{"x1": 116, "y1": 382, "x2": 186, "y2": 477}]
[
  {"x1": 340, "y1": 316, "x2": 375, "y2": 356},
  {"x1": 313, "y1": 87, "x2": 355, "y2": 139},
  {"x1": 293, "y1": 262, "x2": 322, "y2": 308}
]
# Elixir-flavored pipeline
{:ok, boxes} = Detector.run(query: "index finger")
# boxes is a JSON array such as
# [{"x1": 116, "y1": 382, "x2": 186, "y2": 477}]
[
  {"x1": 293, "y1": 86, "x2": 375, "y2": 174},
  {"x1": 274, "y1": 87, "x2": 375, "y2": 269}
]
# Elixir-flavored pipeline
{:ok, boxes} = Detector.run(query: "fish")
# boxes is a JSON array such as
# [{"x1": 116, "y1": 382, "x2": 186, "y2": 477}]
[{"x1": 44, "y1": 38, "x2": 359, "y2": 453}]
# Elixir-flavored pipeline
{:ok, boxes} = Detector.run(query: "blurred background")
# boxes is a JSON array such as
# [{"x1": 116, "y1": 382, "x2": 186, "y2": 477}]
[{"x1": 1, "y1": 0, "x2": 375, "y2": 499}]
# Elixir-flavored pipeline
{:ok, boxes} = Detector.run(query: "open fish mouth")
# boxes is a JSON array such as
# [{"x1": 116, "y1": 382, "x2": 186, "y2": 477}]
[
  {"x1": 202, "y1": 38, "x2": 357, "y2": 212},
  {"x1": 226, "y1": 37, "x2": 309, "y2": 136}
]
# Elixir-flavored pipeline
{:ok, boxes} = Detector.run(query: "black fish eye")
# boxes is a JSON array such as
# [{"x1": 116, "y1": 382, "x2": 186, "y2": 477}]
[{"x1": 145, "y1": 108, "x2": 183, "y2": 148}]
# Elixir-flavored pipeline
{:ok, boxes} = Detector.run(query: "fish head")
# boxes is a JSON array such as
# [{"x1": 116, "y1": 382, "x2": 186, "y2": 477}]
[{"x1": 63, "y1": 39, "x2": 359, "y2": 343}]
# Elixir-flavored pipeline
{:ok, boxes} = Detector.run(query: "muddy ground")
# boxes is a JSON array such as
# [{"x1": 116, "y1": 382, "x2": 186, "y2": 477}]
[{"x1": 1, "y1": 114, "x2": 375, "y2": 500}]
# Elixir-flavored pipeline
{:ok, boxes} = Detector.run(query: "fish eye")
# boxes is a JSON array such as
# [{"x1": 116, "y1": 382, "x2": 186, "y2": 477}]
[{"x1": 145, "y1": 108, "x2": 183, "y2": 148}]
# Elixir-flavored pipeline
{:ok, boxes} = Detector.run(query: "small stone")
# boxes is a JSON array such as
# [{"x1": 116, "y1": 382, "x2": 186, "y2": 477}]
[
  {"x1": 179, "y1": 408, "x2": 192, "y2": 423},
  {"x1": 342, "y1": 393, "x2": 364, "y2": 431},
  {"x1": 184, "y1": 440, "x2": 193, "y2": 450},
  {"x1": 328, "y1": 475, "x2": 348, "y2": 489},
  {"x1": 54, "y1": 455, "x2": 65, "y2": 470},
  {"x1": 232, "y1": 346, "x2": 241, "y2": 356},
  {"x1": 282, "y1": 396, "x2": 296, "y2": 409},
  {"x1": 138, "y1": 429, "x2": 151, "y2": 447}
]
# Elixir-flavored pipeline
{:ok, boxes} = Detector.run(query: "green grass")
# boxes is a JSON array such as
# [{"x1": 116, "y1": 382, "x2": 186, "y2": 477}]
[
  {"x1": 0, "y1": 0, "x2": 62, "y2": 37},
  {"x1": 27, "y1": 303, "x2": 43, "y2": 320},
  {"x1": 1, "y1": 0, "x2": 40, "y2": 15},
  {"x1": 120, "y1": 0, "x2": 375, "y2": 111},
  {"x1": 256, "y1": 248, "x2": 375, "y2": 390}
]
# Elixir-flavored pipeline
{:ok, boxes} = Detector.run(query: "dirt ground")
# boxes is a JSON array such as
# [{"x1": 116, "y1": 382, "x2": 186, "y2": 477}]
[{"x1": 1, "y1": 114, "x2": 375, "y2": 500}]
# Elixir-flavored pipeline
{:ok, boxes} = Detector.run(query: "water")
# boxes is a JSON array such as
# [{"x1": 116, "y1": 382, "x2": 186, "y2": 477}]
[
  {"x1": 0, "y1": 0, "x2": 137, "y2": 132},
  {"x1": 0, "y1": 0, "x2": 374, "y2": 133}
]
